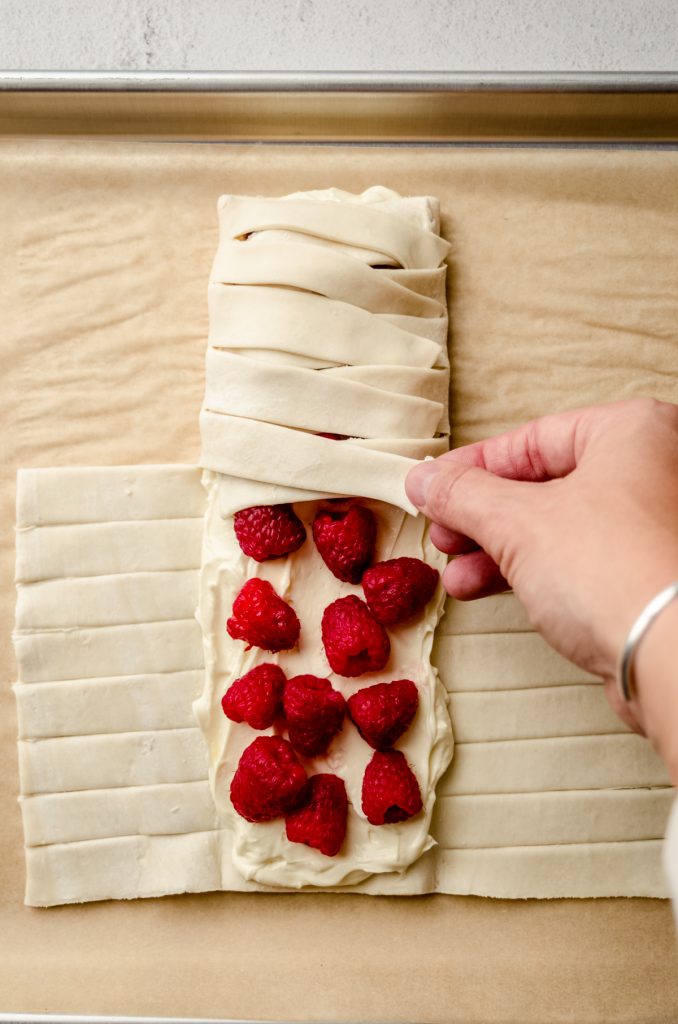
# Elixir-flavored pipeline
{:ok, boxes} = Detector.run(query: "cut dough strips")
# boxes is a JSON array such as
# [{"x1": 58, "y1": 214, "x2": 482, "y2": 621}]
[{"x1": 12, "y1": 189, "x2": 672, "y2": 906}]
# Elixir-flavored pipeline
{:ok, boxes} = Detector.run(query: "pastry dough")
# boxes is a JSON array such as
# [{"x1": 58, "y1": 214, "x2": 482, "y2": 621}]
[{"x1": 13, "y1": 467, "x2": 672, "y2": 904}]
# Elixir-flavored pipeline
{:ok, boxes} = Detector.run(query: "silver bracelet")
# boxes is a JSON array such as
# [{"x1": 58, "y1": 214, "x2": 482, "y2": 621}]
[{"x1": 618, "y1": 580, "x2": 678, "y2": 703}]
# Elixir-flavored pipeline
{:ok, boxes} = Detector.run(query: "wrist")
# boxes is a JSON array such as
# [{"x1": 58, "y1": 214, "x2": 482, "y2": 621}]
[{"x1": 633, "y1": 595, "x2": 678, "y2": 785}]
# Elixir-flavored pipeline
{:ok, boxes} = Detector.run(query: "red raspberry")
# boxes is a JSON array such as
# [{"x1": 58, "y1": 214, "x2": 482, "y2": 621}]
[
  {"x1": 347, "y1": 679, "x2": 419, "y2": 750},
  {"x1": 233, "y1": 504, "x2": 306, "y2": 562},
  {"x1": 362, "y1": 557, "x2": 439, "y2": 626},
  {"x1": 230, "y1": 736, "x2": 307, "y2": 822},
  {"x1": 227, "y1": 578, "x2": 300, "y2": 652},
  {"x1": 321, "y1": 595, "x2": 390, "y2": 677},
  {"x1": 361, "y1": 749, "x2": 423, "y2": 825},
  {"x1": 312, "y1": 504, "x2": 377, "y2": 584},
  {"x1": 221, "y1": 663, "x2": 286, "y2": 730},
  {"x1": 283, "y1": 674, "x2": 346, "y2": 757},
  {"x1": 285, "y1": 773, "x2": 348, "y2": 856}
]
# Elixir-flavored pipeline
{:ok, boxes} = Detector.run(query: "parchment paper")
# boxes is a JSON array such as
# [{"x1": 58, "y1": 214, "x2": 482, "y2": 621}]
[{"x1": 2, "y1": 139, "x2": 678, "y2": 1022}]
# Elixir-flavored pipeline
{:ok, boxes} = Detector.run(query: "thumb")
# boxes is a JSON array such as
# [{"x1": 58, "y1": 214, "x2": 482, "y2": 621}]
[{"x1": 405, "y1": 457, "x2": 531, "y2": 563}]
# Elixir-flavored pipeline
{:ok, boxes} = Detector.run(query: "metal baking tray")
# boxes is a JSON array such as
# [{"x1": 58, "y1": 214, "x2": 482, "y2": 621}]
[
  {"x1": 1, "y1": 71, "x2": 677, "y2": 142},
  {"x1": 1, "y1": 70, "x2": 677, "y2": 1024}
]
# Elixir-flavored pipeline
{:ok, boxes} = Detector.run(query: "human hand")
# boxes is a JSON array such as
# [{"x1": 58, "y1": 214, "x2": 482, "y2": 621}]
[{"x1": 405, "y1": 399, "x2": 678, "y2": 744}]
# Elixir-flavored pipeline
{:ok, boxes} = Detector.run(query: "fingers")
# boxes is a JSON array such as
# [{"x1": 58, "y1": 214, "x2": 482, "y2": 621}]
[
  {"x1": 429, "y1": 522, "x2": 479, "y2": 556},
  {"x1": 406, "y1": 458, "x2": 528, "y2": 559},
  {"x1": 442, "y1": 550, "x2": 510, "y2": 600},
  {"x1": 434, "y1": 403, "x2": 607, "y2": 483}
]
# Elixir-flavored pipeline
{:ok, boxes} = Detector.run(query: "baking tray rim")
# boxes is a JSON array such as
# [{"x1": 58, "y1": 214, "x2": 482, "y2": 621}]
[{"x1": 2, "y1": 70, "x2": 678, "y2": 91}]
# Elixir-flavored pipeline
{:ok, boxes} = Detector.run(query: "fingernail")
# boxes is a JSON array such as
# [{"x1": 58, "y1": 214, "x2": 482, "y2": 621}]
[{"x1": 406, "y1": 460, "x2": 440, "y2": 509}]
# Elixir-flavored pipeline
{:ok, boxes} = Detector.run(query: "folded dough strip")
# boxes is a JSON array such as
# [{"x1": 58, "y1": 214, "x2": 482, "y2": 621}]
[
  {"x1": 202, "y1": 191, "x2": 450, "y2": 514},
  {"x1": 200, "y1": 410, "x2": 434, "y2": 516},
  {"x1": 218, "y1": 196, "x2": 451, "y2": 269},
  {"x1": 208, "y1": 285, "x2": 442, "y2": 368},
  {"x1": 211, "y1": 242, "x2": 445, "y2": 318},
  {"x1": 204, "y1": 350, "x2": 444, "y2": 440}
]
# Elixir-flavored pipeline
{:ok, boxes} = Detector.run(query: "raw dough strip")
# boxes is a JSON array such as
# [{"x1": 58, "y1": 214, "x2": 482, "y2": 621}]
[
  {"x1": 433, "y1": 789, "x2": 673, "y2": 849},
  {"x1": 439, "y1": 733, "x2": 669, "y2": 796},
  {"x1": 434, "y1": 631, "x2": 599, "y2": 690},
  {"x1": 436, "y1": 841, "x2": 667, "y2": 899},
  {"x1": 16, "y1": 519, "x2": 203, "y2": 583},
  {"x1": 18, "y1": 728, "x2": 207, "y2": 794},
  {"x1": 204, "y1": 349, "x2": 444, "y2": 439},
  {"x1": 14, "y1": 618, "x2": 203, "y2": 683},
  {"x1": 21, "y1": 781, "x2": 218, "y2": 846},
  {"x1": 218, "y1": 195, "x2": 451, "y2": 269},
  {"x1": 449, "y1": 684, "x2": 627, "y2": 742},
  {"x1": 16, "y1": 465, "x2": 205, "y2": 527},
  {"x1": 14, "y1": 671, "x2": 203, "y2": 739},
  {"x1": 211, "y1": 242, "x2": 445, "y2": 317},
  {"x1": 200, "y1": 412, "x2": 447, "y2": 517},
  {"x1": 208, "y1": 286, "x2": 442, "y2": 368},
  {"x1": 16, "y1": 569, "x2": 199, "y2": 630}
]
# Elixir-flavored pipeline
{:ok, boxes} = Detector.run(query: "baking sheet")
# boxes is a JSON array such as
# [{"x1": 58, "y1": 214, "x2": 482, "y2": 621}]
[
  {"x1": 2, "y1": 72, "x2": 678, "y2": 141},
  {"x1": 2, "y1": 138, "x2": 678, "y2": 1022}
]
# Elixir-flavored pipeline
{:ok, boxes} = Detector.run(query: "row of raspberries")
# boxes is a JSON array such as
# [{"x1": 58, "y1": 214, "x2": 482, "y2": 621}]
[
  {"x1": 231, "y1": 737, "x2": 423, "y2": 855},
  {"x1": 224, "y1": 667, "x2": 418, "y2": 755},
  {"x1": 236, "y1": 501, "x2": 440, "y2": 610},
  {"x1": 227, "y1": 562, "x2": 438, "y2": 675},
  {"x1": 234, "y1": 502, "x2": 375, "y2": 584}
]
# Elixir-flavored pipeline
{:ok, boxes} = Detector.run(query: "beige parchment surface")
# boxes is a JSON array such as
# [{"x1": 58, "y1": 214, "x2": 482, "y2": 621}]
[{"x1": 2, "y1": 139, "x2": 678, "y2": 1022}]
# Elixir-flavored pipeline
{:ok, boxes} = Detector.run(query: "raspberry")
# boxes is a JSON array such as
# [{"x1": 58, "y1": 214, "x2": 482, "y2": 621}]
[
  {"x1": 312, "y1": 504, "x2": 377, "y2": 584},
  {"x1": 230, "y1": 736, "x2": 307, "y2": 822},
  {"x1": 362, "y1": 557, "x2": 439, "y2": 626},
  {"x1": 233, "y1": 504, "x2": 306, "y2": 562},
  {"x1": 347, "y1": 679, "x2": 419, "y2": 750},
  {"x1": 221, "y1": 662, "x2": 286, "y2": 730},
  {"x1": 321, "y1": 595, "x2": 390, "y2": 677},
  {"x1": 361, "y1": 749, "x2": 423, "y2": 825},
  {"x1": 283, "y1": 674, "x2": 346, "y2": 757},
  {"x1": 227, "y1": 578, "x2": 300, "y2": 652},
  {"x1": 285, "y1": 773, "x2": 348, "y2": 856}
]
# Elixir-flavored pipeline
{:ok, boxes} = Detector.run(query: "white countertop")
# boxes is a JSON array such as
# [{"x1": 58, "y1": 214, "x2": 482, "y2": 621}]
[{"x1": 1, "y1": 0, "x2": 676, "y2": 72}]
